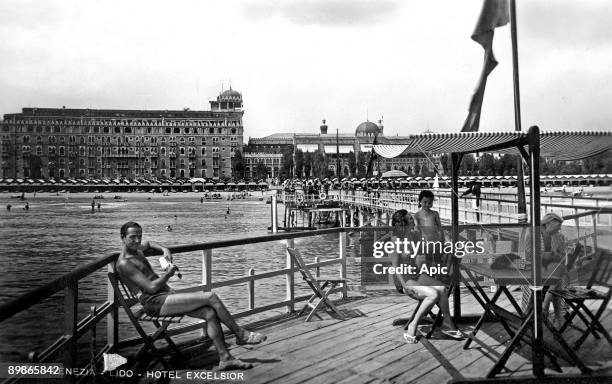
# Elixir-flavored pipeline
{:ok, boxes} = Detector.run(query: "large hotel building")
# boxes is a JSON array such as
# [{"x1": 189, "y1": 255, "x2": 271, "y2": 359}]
[
  {"x1": 1, "y1": 86, "x2": 439, "y2": 181},
  {"x1": 0, "y1": 89, "x2": 244, "y2": 180}
]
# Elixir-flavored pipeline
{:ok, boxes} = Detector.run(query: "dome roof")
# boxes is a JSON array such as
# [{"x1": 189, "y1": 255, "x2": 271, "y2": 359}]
[
  {"x1": 355, "y1": 121, "x2": 382, "y2": 137},
  {"x1": 219, "y1": 88, "x2": 242, "y2": 100}
]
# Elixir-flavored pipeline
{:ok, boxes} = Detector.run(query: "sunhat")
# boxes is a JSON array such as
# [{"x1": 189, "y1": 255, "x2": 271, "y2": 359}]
[{"x1": 541, "y1": 212, "x2": 563, "y2": 225}]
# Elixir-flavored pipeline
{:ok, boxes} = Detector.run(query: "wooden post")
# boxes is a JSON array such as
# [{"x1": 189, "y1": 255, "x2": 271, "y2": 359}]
[
  {"x1": 271, "y1": 195, "x2": 278, "y2": 233},
  {"x1": 90, "y1": 306, "x2": 97, "y2": 376},
  {"x1": 339, "y1": 231, "x2": 347, "y2": 299},
  {"x1": 64, "y1": 279, "x2": 78, "y2": 379},
  {"x1": 202, "y1": 249, "x2": 212, "y2": 292},
  {"x1": 247, "y1": 268, "x2": 255, "y2": 310},
  {"x1": 314, "y1": 257, "x2": 320, "y2": 277},
  {"x1": 107, "y1": 264, "x2": 118, "y2": 349},
  {"x1": 286, "y1": 239, "x2": 295, "y2": 313}
]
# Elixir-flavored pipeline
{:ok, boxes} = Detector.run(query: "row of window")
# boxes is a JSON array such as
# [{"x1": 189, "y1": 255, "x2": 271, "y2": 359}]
[
  {"x1": 245, "y1": 158, "x2": 281, "y2": 164},
  {"x1": 2, "y1": 125, "x2": 240, "y2": 135},
  {"x1": 5, "y1": 135, "x2": 240, "y2": 145},
  {"x1": 18, "y1": 168, "x2": 223, "y2": 179},
  {"x1": 17, "y1": 145, "x2": 234, "y2": 157},
  {"x1": 4, "y1": 118, "x2": 242, "y2": 127}
]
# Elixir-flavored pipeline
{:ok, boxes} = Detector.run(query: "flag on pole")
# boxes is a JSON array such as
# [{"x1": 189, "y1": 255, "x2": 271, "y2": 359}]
[{"x1": 461, "y1": 0, "x2": 510, "y2": 132}]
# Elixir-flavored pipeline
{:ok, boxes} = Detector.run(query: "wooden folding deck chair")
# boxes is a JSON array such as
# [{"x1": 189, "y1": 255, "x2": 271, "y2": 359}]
[
  {"x1": 286, "y1": 247, "x2": 346, "y2": 322},
  {"x1": 549, "y1": 250, "x2": 612, "y2": 350},
  {"x1": 108, "y1": 268, "x2": 185, "y2": 371}
]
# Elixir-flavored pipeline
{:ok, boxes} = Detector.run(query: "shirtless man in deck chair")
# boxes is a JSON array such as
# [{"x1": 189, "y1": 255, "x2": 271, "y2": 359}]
[{"x1": 116, "y1": 221, "x2": 266, "y2": 371}]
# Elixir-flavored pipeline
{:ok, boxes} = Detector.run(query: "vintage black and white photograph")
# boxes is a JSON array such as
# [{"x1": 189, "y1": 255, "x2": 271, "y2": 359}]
[{"x1": 0, "y1": 0, "x2": 611, "y2": 383}]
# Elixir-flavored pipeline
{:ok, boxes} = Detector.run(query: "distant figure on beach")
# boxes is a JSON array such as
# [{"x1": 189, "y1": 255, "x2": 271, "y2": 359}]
[
  {"x1": 97, "y1": 202, "x2": 101, "y2": 211},
  {"x1": 116, "y1": 222, "x2": 266, "y2": 370},
  {"x1": 200, "y1": 197, "x2": 204, "y2": 204},
  {"x1": 24, "y1": 202, "x2": 29, "y2": 211},
  {"x1": 226, "y1": 205, "x2": 230, "y2": 215},
  {"x1": 6, "y1": 204, "x2": 11, "y2": 211},
  {"x1": 166, "y1": 225, "x2": 172, "y2": 232},
  {"x1": 174, "y1": 215, "x2": 177, "y2": 221},
  {"x1": 91, "y1": 200, "x2": 96, "y2": 213}
]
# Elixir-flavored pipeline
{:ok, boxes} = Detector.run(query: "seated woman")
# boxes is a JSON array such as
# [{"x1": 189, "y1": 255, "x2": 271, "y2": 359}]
[
  {"x1": 116, "y1": 221, "x2": 266, "y2": 371},
  {"x1": 388, "y1": 210, "x2": 463, "y2": 343},
  {"x1": 521, "y1": 212, "x2": 572, "y2": 325}
]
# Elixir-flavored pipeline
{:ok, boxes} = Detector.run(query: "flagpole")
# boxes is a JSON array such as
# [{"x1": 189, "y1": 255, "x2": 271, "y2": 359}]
[
  {"x1": 510, "y1": 0, "x2": 527, "y2": 222},
  {"x1": 336, "y1": 128, "x2": 341, "y2": 178},
  {"x1": 511, "y1": 0, "x2": 543, "y2": 377}
]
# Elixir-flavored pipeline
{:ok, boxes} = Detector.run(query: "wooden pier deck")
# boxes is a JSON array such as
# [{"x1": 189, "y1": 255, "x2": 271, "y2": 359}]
[{"x1": 140, "y1": 290, "x2": 612, "y2": 384}]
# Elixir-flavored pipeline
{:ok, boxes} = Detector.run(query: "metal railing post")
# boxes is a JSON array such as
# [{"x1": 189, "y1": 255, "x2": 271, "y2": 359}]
[
  {"x1": 592, "y1": 213, "x2": 598, "y2": 252},
  {"x1": 339, "y1": 231, "x2": 347, "y2": 299}
]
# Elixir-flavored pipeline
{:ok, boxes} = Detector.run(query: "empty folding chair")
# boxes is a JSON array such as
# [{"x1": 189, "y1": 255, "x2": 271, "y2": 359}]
[
  {"x1": 549, "y1": 250, "x2": 612, "y2": 350},
  {"x1": 286, "y1": 247, "x2": 346, "y2": 322}
]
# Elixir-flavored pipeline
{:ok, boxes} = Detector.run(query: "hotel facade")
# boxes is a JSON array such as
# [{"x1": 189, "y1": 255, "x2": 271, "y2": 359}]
[
  {"x1": 244, "y1": 120, "x2": 439, "y2": 179},
  {"x1": 0, "y1": 89, "x2": 244, "y2": 180}
]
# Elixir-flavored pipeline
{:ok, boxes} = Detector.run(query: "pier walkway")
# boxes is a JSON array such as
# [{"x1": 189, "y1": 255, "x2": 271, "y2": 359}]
[{"x1": 150, "y1": 289, "x2": 612, "y2": 384}]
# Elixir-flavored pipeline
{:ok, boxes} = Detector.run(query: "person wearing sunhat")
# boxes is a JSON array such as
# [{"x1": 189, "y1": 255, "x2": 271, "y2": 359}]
[{"x1": 521, "y1": 212, "x2": 571, "y2": 325}]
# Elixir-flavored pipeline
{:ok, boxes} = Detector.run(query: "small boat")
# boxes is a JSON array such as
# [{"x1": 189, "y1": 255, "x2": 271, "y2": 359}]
[
  {"x1": 93, "y1": 195, "x2": 104, "y2": 199},
  {"x1": 113, "y1": 195, "x2": 123, "y2": 200}
]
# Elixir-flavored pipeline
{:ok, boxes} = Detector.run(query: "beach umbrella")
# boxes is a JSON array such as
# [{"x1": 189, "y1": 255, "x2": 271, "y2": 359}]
[{"x1": 381, "y1": 169, "x2": 408, "y2": 178}]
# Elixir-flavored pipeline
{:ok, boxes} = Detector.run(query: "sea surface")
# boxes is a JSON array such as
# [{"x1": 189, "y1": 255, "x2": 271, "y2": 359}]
[{"x1": 0, "y1": 192, "x2": 363, "y2": 361}]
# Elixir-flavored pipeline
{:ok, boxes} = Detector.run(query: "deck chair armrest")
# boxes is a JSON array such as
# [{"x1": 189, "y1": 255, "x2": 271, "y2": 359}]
[{"x1": 314, "y1": 278, "x2": 346, "y2": 284}]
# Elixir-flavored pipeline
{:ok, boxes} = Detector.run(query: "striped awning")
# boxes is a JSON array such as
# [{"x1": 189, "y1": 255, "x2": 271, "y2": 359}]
[{"x1": 374, "y1": 131, "x2": 611, "y2": 161}]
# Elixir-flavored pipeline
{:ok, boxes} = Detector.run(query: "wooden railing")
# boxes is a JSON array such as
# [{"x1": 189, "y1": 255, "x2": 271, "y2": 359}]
[
  {"x1": 1, "y1": 211, "x2": 610, "y2": 383},
  {"x1": 327, "y1": 189, "x2": 612, "y2": 226},
  {"x1": 0, "y1": 227, "x2": 350, "y2": 383}
]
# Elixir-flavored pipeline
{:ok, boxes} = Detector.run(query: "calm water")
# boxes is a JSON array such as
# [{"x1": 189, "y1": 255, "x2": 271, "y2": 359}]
[{"x1": 0, "y1": 192, "x2": 362, "y2": 360}]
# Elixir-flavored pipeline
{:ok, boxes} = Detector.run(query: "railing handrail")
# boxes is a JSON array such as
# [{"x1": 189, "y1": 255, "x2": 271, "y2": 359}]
[{"x1": 0, "y1": 227, "x2": 349, "y2": 322}]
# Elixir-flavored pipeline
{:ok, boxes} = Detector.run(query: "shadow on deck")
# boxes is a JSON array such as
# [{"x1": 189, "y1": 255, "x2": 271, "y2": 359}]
[{"x1": 131, "y1": 290, "x2": 612, "y2": 384}]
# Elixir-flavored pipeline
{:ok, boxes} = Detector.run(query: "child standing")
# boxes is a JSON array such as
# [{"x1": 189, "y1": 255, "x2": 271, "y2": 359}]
[{"x1": 414, "y1": 190, "x2": 445, "y2": 267}]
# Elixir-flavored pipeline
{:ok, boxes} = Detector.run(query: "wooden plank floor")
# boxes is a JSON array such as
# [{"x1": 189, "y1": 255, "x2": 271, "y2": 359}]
[{"x1": 139, "y1": 289, "x2": 612, "y2": 384}]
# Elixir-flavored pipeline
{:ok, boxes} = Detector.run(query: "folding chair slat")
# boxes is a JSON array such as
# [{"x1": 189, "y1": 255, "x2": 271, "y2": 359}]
[
  {"x1": 287, "y1": 247, "x2": 346, "y2": 322},
  {"x1": 108, "y1": 269, "x2": 186, "y2": 371},
  {"x1": 549, "y1": 251, "x2": 612, "y2": 350}
]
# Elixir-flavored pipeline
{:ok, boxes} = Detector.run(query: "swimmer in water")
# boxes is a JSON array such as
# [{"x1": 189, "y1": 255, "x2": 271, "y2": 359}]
[{"x1": 167, "y1": 225, "x2": 172, "y2": 232}]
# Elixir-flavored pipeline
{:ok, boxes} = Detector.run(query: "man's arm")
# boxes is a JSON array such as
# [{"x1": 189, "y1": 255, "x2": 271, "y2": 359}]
[
  {"x1": 141, "y1": 240, "x2": 173, "y2": 263},
  {"x1": 117, "y1": 259, "x2": 177, "y2": 294}
]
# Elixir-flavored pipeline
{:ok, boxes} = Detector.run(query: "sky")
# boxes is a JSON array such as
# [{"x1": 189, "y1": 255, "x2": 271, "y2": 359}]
[{"x1": 0, "y1": 0, "x2": 611, "y2": 140}]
